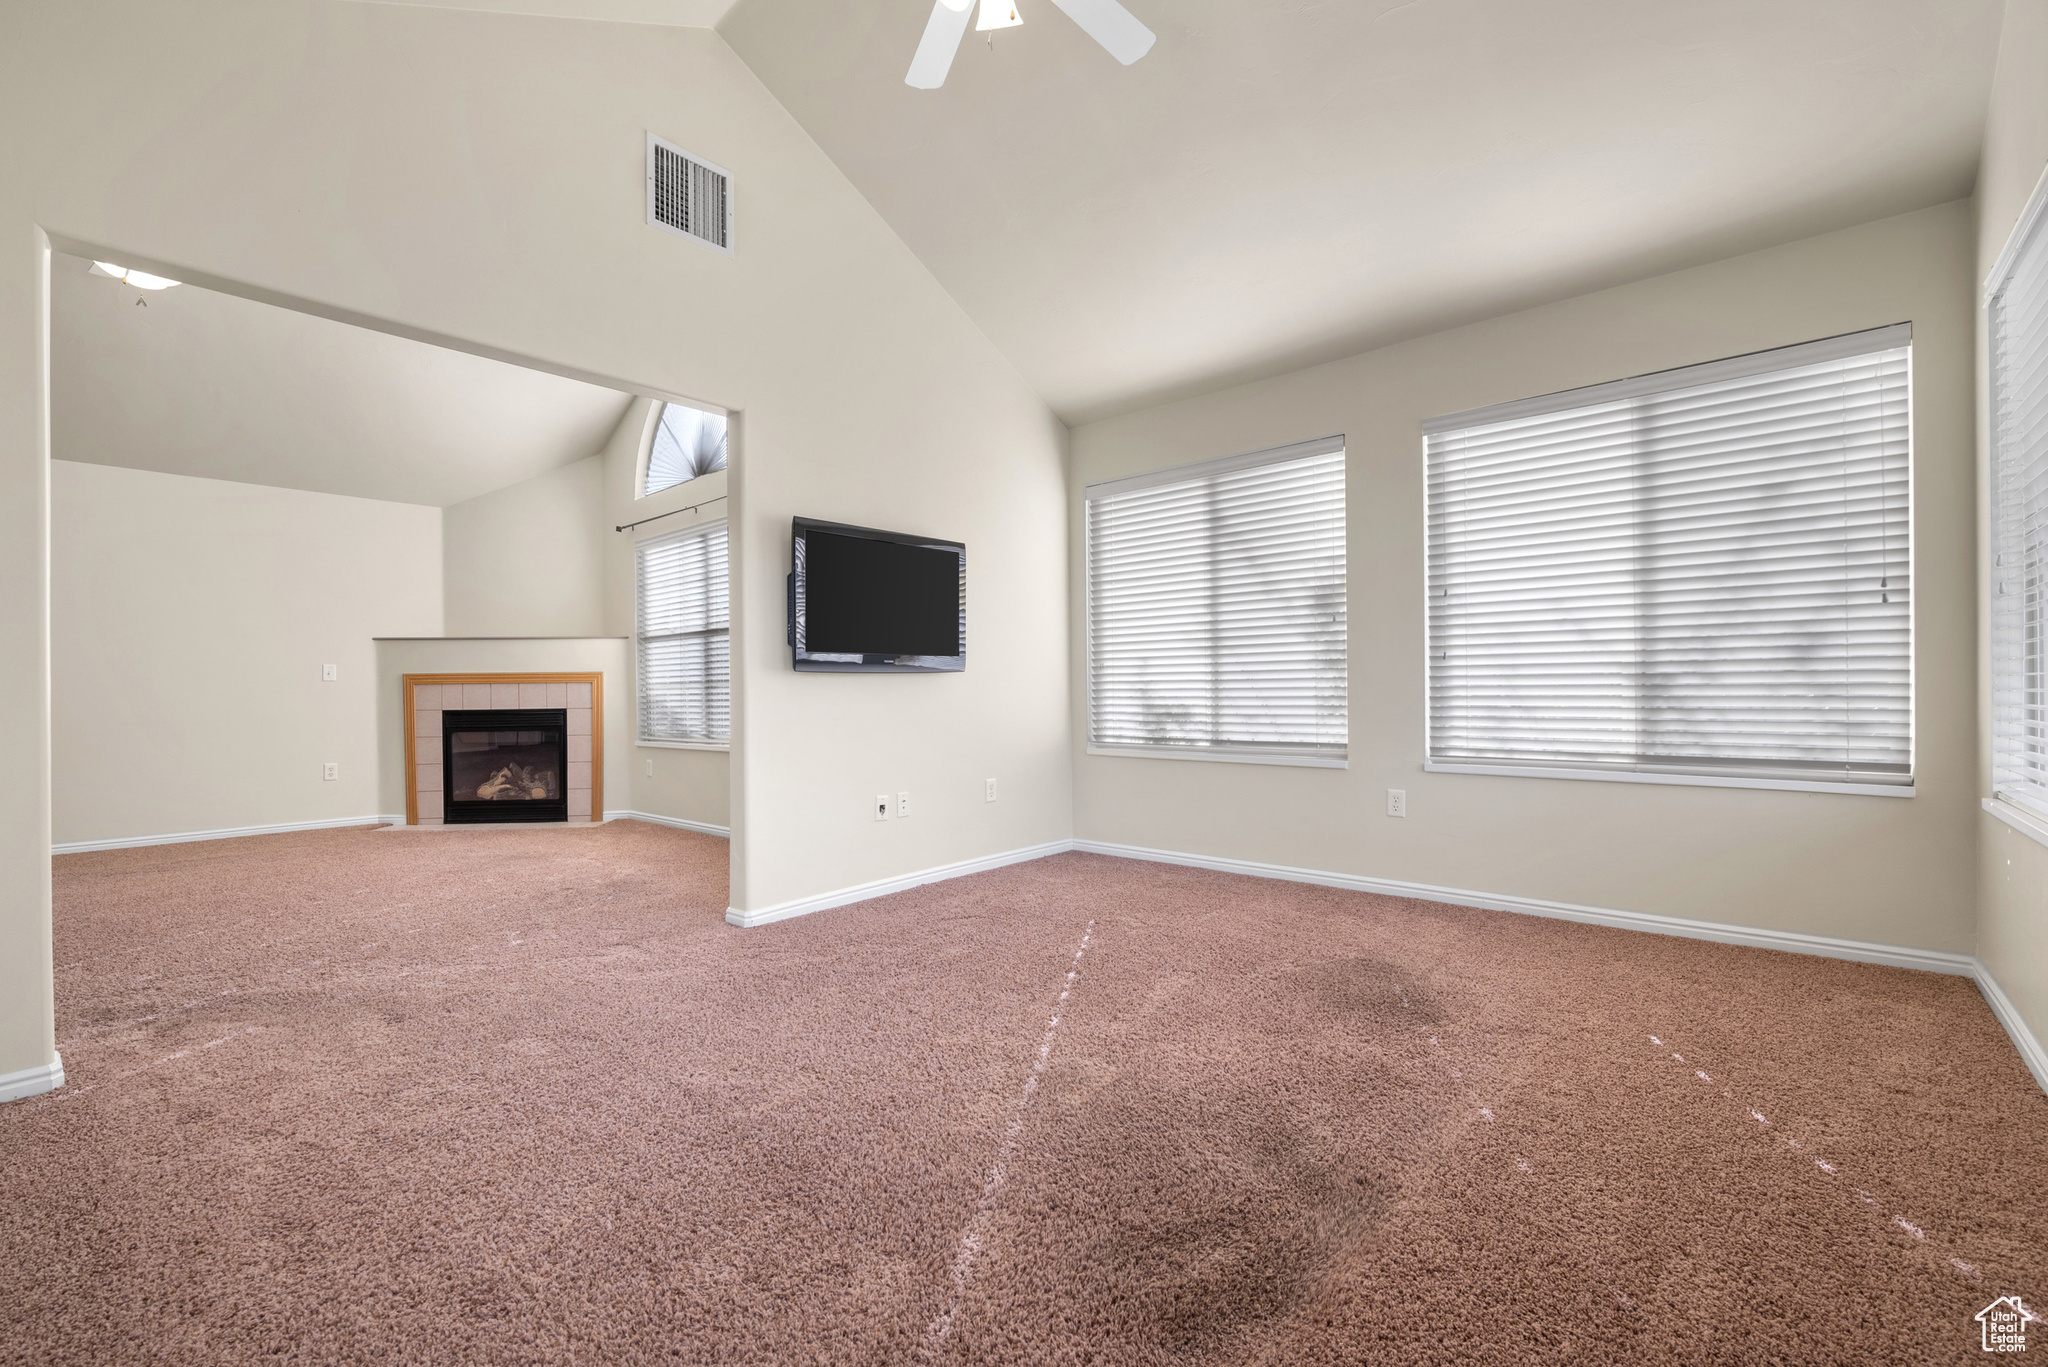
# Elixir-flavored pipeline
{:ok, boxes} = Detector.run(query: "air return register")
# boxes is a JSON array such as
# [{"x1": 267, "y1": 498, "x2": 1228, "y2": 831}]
[{"x1": 646, "y1": 133, "x2": 733, "y2": 255}]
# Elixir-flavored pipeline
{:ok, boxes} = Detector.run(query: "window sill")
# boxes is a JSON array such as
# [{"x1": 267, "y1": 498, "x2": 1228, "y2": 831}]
[
  {"x1": 1086, "y1": 744, "x2": 1347, "y2": 770},
  {"x1": 1984, "y1": 796, "x2": 2048, "y2": 852},
  {"x1": 639, "y1": 739, "x2": 730, "y2": 752},
  {"x1": 1422, "y1": 761, "x2": 1913, "y2": 797}
]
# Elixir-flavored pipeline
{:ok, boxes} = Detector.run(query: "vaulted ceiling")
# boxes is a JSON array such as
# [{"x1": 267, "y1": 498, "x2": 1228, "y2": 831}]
[
  {"x1": 51, "y1": 253, "x2": 634, "y2": 507},
  {"x1": 352, "y1": 0, "x2": 739, "y2": 27},
  {"x1": 720, "y1": 0, "x2": 2003, "y2": 423},
  {"x1": 155, "y1": 0, "x2": 2016, "y2": 437}
]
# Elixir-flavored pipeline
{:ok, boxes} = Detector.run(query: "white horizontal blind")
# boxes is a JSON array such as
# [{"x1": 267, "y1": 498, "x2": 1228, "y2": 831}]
[
  {"x1": 1991, "y1": 189, "x2": 2048, "y2": 814},
  {"x1": 1086, "y1": 436, "x2": 1346, "y2": 762},
  {"x1": 1426, "y1": 325, "x2": 1912, "y2": 785},
  {"x1": 637, "y1": 520, "x2": 729, "y2": 744}
]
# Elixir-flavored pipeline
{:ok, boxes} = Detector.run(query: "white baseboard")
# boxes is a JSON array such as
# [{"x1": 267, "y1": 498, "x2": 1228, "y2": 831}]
[
  {"x1": 0, "y1": 1054, "x2": 64, "y2": 1104},
  {"x1": 1075, "y1": 839, "x2": 1976, "y2": 975},
  {"x1": 53, "y1": 816, "x2": 396, "y2": 856},
  {"x1": 726, "y1": 839, "x2": 1074, "y2": 929},
  {"x1": 722, "y1": 832, "x2": 1973, "y2": 972},
  {"x1": 1076, "y1": 838, "x2": 2046, "y2": 1093},
  {"x1": 604, "y1": 810, "x2": 730, "y2": 838},
  {"x1": 1973, "y1": 961, "x2": 2048, "y2": 1095}
]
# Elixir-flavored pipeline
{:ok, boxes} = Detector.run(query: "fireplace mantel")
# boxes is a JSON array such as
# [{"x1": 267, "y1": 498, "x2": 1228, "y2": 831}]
[{"x1": 403, "y1": 673, "x2": 604, "y2": 825}]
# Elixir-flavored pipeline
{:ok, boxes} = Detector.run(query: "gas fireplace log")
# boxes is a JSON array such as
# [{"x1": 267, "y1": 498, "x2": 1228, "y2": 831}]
[{"x1": 473, "y1": 761, "x2": 560, "y2": 800}]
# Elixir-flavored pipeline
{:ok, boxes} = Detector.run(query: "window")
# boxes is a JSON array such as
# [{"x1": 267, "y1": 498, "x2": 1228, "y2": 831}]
[
  {"x1": 642, "y1": 402, "x2": 727, "y2": 498},
  {"x1": 1991, "y1": 188, "x2": 2048, "y2": 816},
  {"x1": 1085, "y1": 436, "x2": 1347, "y2": 766},
  {"x1": 1424, "y1": 325, "x2": 1912, "y2": 792},
  {"x1": 636, "y1": 520, "x2": 729, "y2": 746}
]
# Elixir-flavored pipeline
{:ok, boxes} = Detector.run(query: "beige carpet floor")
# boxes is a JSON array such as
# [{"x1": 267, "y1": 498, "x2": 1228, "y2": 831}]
[{"x1": 2, "y1": 820, "x2": 2042, "y2": 1364}]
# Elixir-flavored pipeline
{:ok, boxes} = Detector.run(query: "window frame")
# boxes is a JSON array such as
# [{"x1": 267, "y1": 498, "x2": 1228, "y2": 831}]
[
  {"x1": 1422, "y1": 326, "x2": 1916, "y2": 798},
  {"x1": 1083, "y1": 434, "x2": 1349, "y2": 769},
  {"x1": 634, "y1": 517, "x2": 730, "y2": 751},
  {"x1": 1987, "y1": 167, "x2": 2048, "y2": 836}
]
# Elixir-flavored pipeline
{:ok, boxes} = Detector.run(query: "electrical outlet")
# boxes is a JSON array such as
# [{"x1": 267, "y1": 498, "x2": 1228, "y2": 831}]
[
  {"x1": 897, "y1": 791, "x2": 911, "y2": 818},
  {"x1": 875, "y1": 793, "x2": 891, "y2": 822},
  {"x1": 985, "y1": 778, "x2": 998, "y2": 803},
  {"x1": 321, "y1": 663, "x2": 337, "y2": 682},
  {"x1": 645, "y1": 758, "x2": 654, "y2": 777},
  {"x1": 1387, "y1": 788, "x2": 1407, "y2": 818},
  {"x1": 324, "y1": 762, "x2": 339, "y2": 782}
]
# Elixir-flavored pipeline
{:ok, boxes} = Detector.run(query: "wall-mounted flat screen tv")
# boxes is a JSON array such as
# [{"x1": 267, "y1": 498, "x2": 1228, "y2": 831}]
[{"x1": 789, "y1": 517, "x2": 965, "y2": 673}]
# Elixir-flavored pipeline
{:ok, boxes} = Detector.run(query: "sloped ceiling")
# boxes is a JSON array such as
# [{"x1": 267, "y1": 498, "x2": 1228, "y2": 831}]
[
  {"x1": 345, "y1": 0, "x2": 739, "y2": 26},
  {"x1": 722, "y1": 0, "x2": 2004, "y2": 424},
  {"x1": 52, "y1": 253, "x2": 635, "y2": 507}
]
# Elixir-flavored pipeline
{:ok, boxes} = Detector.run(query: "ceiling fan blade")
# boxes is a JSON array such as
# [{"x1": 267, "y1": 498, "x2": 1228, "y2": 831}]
[
  {"x1": 1049, "y1": 0, "x2": 1155, "y2": 65},
  {"x1": 906, "y1": 0, "x2": 974, "y2": 89}
]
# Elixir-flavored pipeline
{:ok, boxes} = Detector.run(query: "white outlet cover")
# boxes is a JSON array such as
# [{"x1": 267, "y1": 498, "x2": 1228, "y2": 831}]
[
  {"x1": 1387, "y1": 788, "x2": 1407, "y2": 817},
  {"x1": 875, "y1": 794, "x2": 891, "y2": 821},
  {"x1": 321, "y1": 663, "x2": 337, "y2": 681},
  {"x1": 897, "y1": 791, "x2": 911, "y2": 817},
  {"x1": 985, "y1": 778, "x2": 997, "y2": 802},
  {"x1": 324, "y1": 762, "x2": 339, "y2": 781}
]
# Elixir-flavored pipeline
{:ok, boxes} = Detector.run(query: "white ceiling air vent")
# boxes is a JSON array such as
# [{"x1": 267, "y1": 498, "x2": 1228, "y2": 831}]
[{"x1": 646, "y1": 133, "x2": 733, "y2": 256}]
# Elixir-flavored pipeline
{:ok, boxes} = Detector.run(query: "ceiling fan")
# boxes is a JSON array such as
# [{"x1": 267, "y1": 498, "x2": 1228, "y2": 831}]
[{"x1": 906, "y1": 0, "x2": 1155, "y2": 89}]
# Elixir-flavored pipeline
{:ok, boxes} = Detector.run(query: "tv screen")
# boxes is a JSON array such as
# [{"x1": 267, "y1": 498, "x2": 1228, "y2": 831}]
[{"x1": 790, "y1": 518, "x2": 965, "y2": 672}]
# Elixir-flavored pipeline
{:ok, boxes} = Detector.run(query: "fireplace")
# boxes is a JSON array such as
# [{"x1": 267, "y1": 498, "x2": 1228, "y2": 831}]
[
  {"x1": 403, "y1": 675, "x2": 601, "y2": 825},
  {"x1": 442, "y1": 709, "x2": 569, "y2": 824}
]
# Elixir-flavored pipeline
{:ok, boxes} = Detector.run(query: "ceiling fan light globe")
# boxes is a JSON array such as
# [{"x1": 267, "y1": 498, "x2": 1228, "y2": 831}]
[{"x1": 975, "y1": 0, "x2": 1022, "y2": 31}]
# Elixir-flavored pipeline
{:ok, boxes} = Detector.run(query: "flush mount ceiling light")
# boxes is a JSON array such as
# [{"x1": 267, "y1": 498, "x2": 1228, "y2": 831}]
[
  {"x1": 90, "y1": 260, "x2": 181, "y2": 291},
  {"x1": 907, "y1": 0, "x2": 1153, "y2": 89}
]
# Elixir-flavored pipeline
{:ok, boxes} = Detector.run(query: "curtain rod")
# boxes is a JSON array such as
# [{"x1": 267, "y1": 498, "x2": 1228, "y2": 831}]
[{"x1": 615, "y1": 494, "x2": 727, "y2": 533}]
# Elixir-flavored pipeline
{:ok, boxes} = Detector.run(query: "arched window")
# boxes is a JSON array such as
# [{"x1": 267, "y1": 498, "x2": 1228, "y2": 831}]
[{"x1": 643, "y1": 402, "x2": 728, "y2": 497}]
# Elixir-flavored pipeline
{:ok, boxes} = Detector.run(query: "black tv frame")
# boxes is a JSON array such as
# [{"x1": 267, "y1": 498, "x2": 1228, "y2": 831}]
[{"x1": 788, "y1": 516, "x2": 965, "y2": 673}]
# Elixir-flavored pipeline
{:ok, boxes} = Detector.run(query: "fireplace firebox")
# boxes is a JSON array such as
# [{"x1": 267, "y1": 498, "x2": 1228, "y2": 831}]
[{"x1": 442, "y1": 709, "x2": 569, "y2": 824}]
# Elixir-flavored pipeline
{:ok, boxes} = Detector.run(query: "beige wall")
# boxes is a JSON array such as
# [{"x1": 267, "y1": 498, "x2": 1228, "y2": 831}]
[
  {"x1": 1976, "y1": 0, "x2": 2048, "y2": 1050},
  {"x1": 740, "y1": 384, "x2": 1071, "y2": 912},
  {"x1": 51, "y1": 460, "x2": 442, "y2": 844},
  {"x1": 0, "y1": 0, "x2": 1071, "y2": 1079},
  {"x1": 1070, "y1": 201, "x2": 1979, "y2": 953},
  {"x1": 443, "y1": 455, "x2": 605, "y2": 637}
]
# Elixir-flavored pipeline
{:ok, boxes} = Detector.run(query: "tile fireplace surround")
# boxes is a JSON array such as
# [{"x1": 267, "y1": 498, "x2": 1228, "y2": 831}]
[{"x1": 404, "y1": 674, "x2": 603, "y2": 824}]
